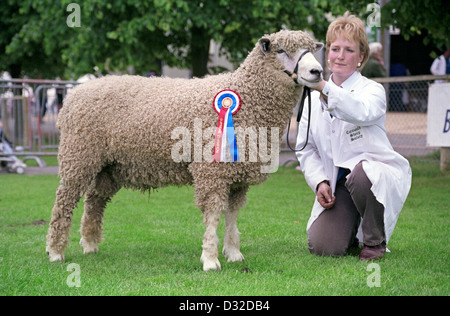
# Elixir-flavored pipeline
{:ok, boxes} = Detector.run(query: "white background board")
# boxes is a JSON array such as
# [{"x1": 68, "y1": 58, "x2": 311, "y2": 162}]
[{"x1": 427, "y1": 83, "x2": 450, "y2": 147}]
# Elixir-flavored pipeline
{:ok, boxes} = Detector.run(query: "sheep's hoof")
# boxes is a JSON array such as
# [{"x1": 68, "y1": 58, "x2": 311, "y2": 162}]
[
  {"x1": 80, "y1": 238, "x2": 98, "y2": 254},
  {"x1": 47, "y1": 248, "x2": 64, "y2": 262},
  {"x1": 223, "y1": 248, "x2": 245, "y2": 263},
  {"x1": 200, "y1": 254, "x2": 221, "y2": 271}
]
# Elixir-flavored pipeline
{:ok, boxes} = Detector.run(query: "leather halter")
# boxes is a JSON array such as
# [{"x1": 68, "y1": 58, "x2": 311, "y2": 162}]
[
  {"x1": 284, "y1": 49, "x2": 312, "y2": 152},
  {"x1": 284, "y1": 49, "x2": 311, "y2": 84}
]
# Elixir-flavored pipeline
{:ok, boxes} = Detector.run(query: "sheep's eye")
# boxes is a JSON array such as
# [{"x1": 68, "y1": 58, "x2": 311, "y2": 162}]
[{"x1": 276, "y1": 48, "x2": 286, "y2": 54}]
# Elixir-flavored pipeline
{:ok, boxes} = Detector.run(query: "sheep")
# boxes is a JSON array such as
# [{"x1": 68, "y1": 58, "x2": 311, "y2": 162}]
[{"x1": 46, "y1": 29, "x2": 323, "y2": 271}]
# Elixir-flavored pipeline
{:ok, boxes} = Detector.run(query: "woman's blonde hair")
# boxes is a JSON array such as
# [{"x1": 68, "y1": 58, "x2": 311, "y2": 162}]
[{"x1": 325, "y1": 13, "x2": 370, "y2": 69}]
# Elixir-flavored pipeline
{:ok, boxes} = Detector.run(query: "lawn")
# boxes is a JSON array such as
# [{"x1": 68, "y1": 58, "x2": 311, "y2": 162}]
[{"x1": 0, "y1": 161, "x2": 448, "y2": 296}]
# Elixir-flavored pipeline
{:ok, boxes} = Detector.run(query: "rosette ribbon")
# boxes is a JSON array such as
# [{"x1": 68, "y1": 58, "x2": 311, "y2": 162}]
[{"x1": 212, "y1": 89, "x2": 241, "y2": 162}]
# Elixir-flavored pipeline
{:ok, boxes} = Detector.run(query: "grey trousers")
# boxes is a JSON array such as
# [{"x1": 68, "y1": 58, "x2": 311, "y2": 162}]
[{"x1": 308, "y1": 161, "x2": 385, "y2": 257}]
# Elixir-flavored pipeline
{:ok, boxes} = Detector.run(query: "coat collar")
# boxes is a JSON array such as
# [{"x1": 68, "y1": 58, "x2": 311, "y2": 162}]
[{"x1": 329, "y1": 71, "x2": 361, "y2": 91}]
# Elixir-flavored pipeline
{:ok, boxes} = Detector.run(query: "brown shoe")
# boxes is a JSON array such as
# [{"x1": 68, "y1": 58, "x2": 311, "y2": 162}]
[{"x1": 359, "y1": 243, "x2": 386, "y2": 261}]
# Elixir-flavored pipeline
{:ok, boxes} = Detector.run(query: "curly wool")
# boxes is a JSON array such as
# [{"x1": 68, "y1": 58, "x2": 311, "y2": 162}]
[
  {"x1": 57, "y1": 30, "x2": 315, "y2": 188},
  {"x1": 47, "y1": 30, "x2": 317, "y2": 268}
]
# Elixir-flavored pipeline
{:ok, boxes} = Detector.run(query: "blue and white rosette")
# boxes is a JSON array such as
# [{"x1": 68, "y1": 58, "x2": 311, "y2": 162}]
[{"x1": 213, "y1": 89, "x2": 241, "y2": 162}]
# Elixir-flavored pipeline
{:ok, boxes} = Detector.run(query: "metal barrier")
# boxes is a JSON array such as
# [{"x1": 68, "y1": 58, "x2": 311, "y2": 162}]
[
  {"x1": 0, "y1": 84, "x2": 33, "y2": 150},
  {"x1": 374, "y1": 74, "x2": 450, "y2": 112},
  {"x1": 0, "y1": 78, "x2": 79, "y2": 157},
  {"x1": 375, "y1": 75, "x2": 450, "y2": 159},
  {"x1": 34, "y1": 84, "x2": 73, "y2": 152}
]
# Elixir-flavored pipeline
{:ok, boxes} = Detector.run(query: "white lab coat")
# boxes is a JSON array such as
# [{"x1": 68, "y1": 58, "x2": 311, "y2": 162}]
[{"x1": 296, "y1": 71, "x2": 412, "y2": 244}]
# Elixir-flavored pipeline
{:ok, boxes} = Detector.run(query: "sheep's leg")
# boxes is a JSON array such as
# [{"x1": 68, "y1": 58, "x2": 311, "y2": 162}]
[
  {"x1": 223, "y1": 185, "x2": 248, "y2": 263},
  {"x1": 46, "y1": 183, "x2": 85, "y2": 262},
  {"x1": 200, "y1": 208, "x2": 223, "y2": 271},
  {"x1": 80, "y1": 168, "x2": 120, "y2": 255},
  {"x1": 46, "y1": 139, "x2": 104, "y2": 262},
  {"x1": 190, "y1": 164, "x2": 230, "y2": 271}
]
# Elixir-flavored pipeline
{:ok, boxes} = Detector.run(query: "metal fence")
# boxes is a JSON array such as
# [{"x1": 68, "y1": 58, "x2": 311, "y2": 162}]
[
  {"x1": 375, "y1": 74, "x2": 449, "y2": 159},
  {"x1": 1, "y1": 75, "x2": 448, "y2": 169},
  {"x1": 0, "y1": 78, "x2": 79, "y2": 157}
]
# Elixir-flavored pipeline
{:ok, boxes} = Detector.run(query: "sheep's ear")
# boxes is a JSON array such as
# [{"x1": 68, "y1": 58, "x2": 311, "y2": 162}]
[
  {"x1": 259, "y1": 38, "x2": 271, "y2": 54},
  {"x1": 314, "y1": 42, "x2": 324, "y2": 53}
]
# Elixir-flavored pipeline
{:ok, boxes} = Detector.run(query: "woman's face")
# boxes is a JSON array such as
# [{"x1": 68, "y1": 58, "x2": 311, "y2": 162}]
[{"x1": 328, "y1": 36, "x2": 364, "y2": 83}]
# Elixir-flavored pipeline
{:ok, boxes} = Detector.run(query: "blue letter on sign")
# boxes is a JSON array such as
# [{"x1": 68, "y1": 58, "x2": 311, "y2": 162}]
[{"x1": 444, "y1": 109, "x2": 450, "y2": 133}]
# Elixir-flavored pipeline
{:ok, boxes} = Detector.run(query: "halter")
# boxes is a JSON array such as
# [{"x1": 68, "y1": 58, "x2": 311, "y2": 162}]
[
  {"x1": 286, "y1": 86, "x2": 311, "y2": 152},
  {"x1": 284, "y1": 49, "x2": 311, "y2": 84},
  {"x1": 284, "y1": 49, "x2": 312, "y2": 152}
]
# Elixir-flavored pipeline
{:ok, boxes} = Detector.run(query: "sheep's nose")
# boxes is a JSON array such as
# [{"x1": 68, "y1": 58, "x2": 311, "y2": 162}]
[{"x1": 310, "y1": 68, "x2": 322, "y2": 76}]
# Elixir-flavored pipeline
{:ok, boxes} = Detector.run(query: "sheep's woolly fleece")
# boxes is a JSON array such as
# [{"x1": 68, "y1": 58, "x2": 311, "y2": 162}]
[
  {"x1": 47, "y1": 29, "x2": 319, "y2": 270},
  {"x1": 56, "y1": 30, "x2": 315, "y2": 188}
]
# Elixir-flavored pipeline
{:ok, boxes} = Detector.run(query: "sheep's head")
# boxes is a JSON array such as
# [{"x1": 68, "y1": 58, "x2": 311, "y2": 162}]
[{"x1": 259, "y1": 30, "x2": 323, "y2": 86}]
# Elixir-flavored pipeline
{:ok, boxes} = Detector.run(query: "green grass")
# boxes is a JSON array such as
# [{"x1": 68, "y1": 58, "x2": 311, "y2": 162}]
[
  {"x1": 23, "y1": 155, "x2": 58, "y2": 167},
  {"x1": 0, "y1": 162, "x2": 448, "y2": 296}
]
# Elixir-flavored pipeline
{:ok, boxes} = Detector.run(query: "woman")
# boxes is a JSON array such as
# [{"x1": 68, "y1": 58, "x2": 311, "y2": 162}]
[{"x1": 296, "y1": 14, "x2": 411, "y2": 260}]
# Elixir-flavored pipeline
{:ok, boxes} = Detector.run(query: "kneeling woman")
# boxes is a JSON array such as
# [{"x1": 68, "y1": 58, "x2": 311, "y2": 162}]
[{"x1": 296, "y1": 14, "x2": 411, "y2": 260}]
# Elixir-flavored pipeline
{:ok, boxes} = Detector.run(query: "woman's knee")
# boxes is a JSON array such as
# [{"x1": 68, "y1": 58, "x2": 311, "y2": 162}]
[{"x1": 307, "y1": 231, "x2": 350, "y2": 257}]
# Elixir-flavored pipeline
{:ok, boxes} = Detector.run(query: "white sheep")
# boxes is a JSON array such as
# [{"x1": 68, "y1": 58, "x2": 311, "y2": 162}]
[{"x1": 46, "y1": 30, "x2": 323, "y2": 271}]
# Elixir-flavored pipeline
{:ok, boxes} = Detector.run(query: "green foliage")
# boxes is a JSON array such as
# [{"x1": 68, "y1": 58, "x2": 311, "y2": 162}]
[
  {"x1": 1, "y1": 1, "x2": 449, "y2": 79},
  {"x1": 381, "y1": 0, "x2": 450, "y2": 49},
  {"x1": 0, "y1": 0, "x2": 340, "y2": 79}
]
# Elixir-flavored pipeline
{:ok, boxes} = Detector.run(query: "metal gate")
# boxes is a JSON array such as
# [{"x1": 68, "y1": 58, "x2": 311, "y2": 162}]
[{"x1": 0, "y1": 78, "x2": 79, "y2": 155}]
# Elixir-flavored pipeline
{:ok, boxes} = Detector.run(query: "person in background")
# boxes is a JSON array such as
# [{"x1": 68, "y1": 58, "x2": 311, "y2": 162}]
[
  {"x1": 361, "y1": 42, "x2": 386, "y2": 78},
  {"x1": 430, "y1": 48, "x2": 450, "y2": 83},
  {"x1": 295, "y1": 14, "x2": 412, "y2": 260}
]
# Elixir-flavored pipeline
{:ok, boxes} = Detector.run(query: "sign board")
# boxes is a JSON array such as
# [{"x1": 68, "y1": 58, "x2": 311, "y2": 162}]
[{"x1": 427, "y1": 83, "x2": 450, "y2": 147}]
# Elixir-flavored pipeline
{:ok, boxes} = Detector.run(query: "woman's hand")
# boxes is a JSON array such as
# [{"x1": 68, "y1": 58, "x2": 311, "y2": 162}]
[
  {"x1": 317, "y1": 181, "x2": 336, "y2": 209},
  {"x1": 302, "y1": 79, "x2": 326, "y2": 92},
  {"x1": 302, "y1": 79, "x2": 328, "y2": 101}
]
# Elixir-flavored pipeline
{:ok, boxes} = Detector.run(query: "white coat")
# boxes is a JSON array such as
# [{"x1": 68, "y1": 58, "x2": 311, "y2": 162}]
[
  {"x1": 430, "y1": 55, "x2": 448, "y2": 83},
  {"x1": 296, "y1": 71, "x2": 412, "y2": 245}
]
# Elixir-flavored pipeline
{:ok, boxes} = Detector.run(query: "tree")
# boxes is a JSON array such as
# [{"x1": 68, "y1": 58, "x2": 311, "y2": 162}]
[
  {"x1": 381, "y1": 0, "x2": 450, "y2": 52},
  {"x1": 4, "y1": 1, "x2": 447, "y2": 79},
  {"x1": 2, "y1": 0, "x2": 342, "y2": 79},
  {"x1": 0, "y1": 0, "x2": 68, "y2": 78}
]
